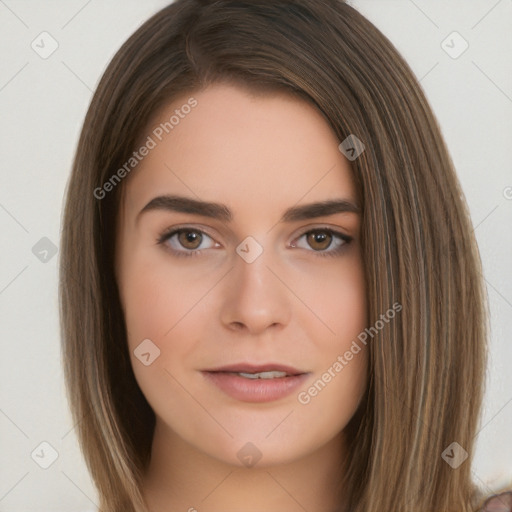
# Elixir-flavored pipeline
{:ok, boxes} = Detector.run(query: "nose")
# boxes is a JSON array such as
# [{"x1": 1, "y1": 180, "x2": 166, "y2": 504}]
[{"x1": 219, "y1": 242, "x2": 292, "y2": 335}]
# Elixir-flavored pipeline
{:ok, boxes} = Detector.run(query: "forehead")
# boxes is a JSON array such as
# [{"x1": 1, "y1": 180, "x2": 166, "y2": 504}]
[{"x1": 123, "y1": 83, "x2": 357, "y2": 216}]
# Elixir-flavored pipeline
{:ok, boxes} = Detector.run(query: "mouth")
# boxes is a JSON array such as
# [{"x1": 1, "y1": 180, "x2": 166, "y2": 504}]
[
  {"x1": 204, "y1": 363, "x2": 305, "y2": 377},
  {"x1": 201, "y1": 363, "x2": 310, "y2": 402}
]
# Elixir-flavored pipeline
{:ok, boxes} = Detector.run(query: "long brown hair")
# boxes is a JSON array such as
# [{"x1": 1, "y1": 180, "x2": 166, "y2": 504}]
[{"x1": 59, "y1": 1, "x2": 494, "y2": 510}]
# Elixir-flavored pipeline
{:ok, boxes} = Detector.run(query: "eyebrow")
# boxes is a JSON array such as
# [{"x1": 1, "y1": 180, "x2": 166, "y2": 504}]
[{"x1": 137, "y1": 194, "x2": 361, "y2": 224}]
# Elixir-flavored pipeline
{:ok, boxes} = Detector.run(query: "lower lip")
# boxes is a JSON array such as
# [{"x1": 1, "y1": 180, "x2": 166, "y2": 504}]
[{"x1": 202, "y1": 371, "x2": 310, "y2": 403}]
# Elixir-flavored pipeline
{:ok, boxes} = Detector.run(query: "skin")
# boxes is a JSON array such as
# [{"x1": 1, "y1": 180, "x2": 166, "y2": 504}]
[{"x1": 115, "y1": 82, "x2": 368, "y2": 512}]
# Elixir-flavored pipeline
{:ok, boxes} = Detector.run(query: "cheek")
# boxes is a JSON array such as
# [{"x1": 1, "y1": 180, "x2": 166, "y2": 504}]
[
  {"x1": 293, "y1": 249, "x2": 368, "y2": 345},
  {"x1": 117, "y1": 248, "x2": 222, "y2": 406},
  {"x1": 120, "y1": 268, "x2": 171, "y2": 344},
  {"x1": 118, "y1": 253, "x2": 208, "y2": 413},
  {"x1": 293, "y1": 251, "x2": 368, "y2": 414},
  {"x1": 119, "y1": 252, "x2": 211, "y2": 345}
]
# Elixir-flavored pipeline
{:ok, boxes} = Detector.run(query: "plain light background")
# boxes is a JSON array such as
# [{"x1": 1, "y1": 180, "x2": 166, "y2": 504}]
[{"x1": 0, "y1": 1, "x2": 511, "y2": 510}]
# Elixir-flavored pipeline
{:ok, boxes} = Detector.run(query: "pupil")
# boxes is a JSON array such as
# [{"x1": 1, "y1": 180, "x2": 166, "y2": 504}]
[
  {"x1": 181, "y1": 230, "x2": 200, "y2": 248},
  {"x1": 309, "y1": 231, "x2": 330, "y2": 250}
]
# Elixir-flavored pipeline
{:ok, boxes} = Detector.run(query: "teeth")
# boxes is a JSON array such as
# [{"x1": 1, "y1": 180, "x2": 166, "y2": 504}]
[{"x1": 235, "y1": 371, "x2": 289, "y2": 379}]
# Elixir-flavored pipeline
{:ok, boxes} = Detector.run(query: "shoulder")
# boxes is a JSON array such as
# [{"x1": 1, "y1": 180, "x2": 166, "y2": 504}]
[{"x1": 480, "y1": 490, "x2": 512, "y2": 511}]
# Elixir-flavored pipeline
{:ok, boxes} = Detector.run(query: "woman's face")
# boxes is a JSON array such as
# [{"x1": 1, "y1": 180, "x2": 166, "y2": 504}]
[{"x1": 115, "y1": 82, "x2": 368, "y2": 468}]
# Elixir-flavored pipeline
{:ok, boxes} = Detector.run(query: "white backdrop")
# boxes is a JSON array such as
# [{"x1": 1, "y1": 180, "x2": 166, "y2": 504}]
[{"x1": 0, "y1": 1, "x2": 511, "y2": 510}]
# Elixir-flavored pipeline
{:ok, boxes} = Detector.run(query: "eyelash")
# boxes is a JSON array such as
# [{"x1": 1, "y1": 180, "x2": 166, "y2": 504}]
[{"x1": 156, "y1": 226, "x2": 353, "y2": 259}]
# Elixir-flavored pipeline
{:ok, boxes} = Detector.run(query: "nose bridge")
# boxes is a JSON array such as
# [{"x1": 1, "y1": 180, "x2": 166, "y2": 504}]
[
  {"x1": 220, "y1": 234, "x2": 291, "y2": 333},
  {"x1": 236, "y1": 235, "x2": 273, "y2": 289}
]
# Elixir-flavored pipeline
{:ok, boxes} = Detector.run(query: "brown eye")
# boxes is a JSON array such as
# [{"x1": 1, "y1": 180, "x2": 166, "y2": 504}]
[
  {"x1": 291, "y1": 228, "x2": 352, "y2": 258},
  {"x1": 177, "y1": 229, "x2": 203, "y2": 249},
  {"x1": 157, "y1": 227, "x2": 216, "y2": 257},
  {"x1": 306, "y1": 230, "x2": 333, "y2": 251}
]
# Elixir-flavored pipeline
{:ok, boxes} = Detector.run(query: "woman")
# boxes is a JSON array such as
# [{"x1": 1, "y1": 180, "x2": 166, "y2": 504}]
[{"x1": 59, "y1": 0, "x2": 511, "y2": 511}]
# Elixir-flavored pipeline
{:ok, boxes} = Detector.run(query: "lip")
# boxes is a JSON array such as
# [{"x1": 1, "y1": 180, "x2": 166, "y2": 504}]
[
  {"x1": 204, "y1": 363, "x2": 305, "y2": 375},
  {"x1": 202, "y1": 363, "x2": 310, "y2": 403}
]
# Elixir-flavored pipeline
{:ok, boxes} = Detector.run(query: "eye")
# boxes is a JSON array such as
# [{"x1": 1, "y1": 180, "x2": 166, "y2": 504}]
[
  {"x1": 157, "y1": 227, "x2": 217, "y2": 258},
  {"x1": 291, "y1": 228, "x2": 352, "y2": 258},
  {"x1": 157, "y1": 226, "x2": 353, "y2": 258}
]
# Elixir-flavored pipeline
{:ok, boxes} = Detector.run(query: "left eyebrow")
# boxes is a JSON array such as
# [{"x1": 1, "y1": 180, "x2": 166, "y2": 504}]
[{"x1": 137, "y1": 194, "x2": 361, "y2": 224}]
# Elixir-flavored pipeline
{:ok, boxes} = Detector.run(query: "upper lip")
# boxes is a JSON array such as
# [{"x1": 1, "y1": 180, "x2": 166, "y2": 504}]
[{"x1": 204, "y1": 363, "x2": 306, "y2": 375}]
